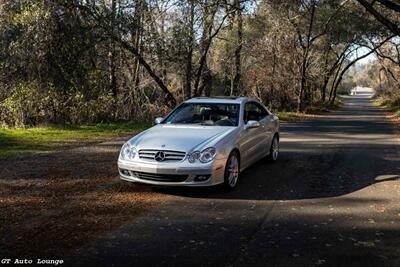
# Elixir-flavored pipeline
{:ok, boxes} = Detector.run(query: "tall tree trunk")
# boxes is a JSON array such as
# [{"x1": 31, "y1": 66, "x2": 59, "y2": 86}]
[
  {"x1": 202, "y1": 66, "x2": 212, "y2": 97},
  {"x1": 328, "y1": 60, "x2": 343, "y2": 102},
  {"x1": 194, "y1": 8, "x2": 232, "y2": 95},
  {"x1": 297, "y1": 0, "x2": 316, "y2": 112},
  {"x1": 320, "y1": 44, "x2": 332, "y2": 102},
  {"x1": 321, "y1": 76, "x2": 330, "y2": 102},
  {"x1": 232, "y1": 0, "x2": 243, "y2": 96},
  {"x1": 223, "y1": 12, "x2": 235, "y2": 96},
  {"x1": 197, "y1": 0, "x2": 213, "y2": 97},
  {"x1": 109, "y1": 0, "x2": 117, "y2": 98},
  {"x1": 129, "y1": 0, "x2": 144, "y2": 118},
  {"x1": 184, "y1": 0, "x2": 195, "y2": 99}
]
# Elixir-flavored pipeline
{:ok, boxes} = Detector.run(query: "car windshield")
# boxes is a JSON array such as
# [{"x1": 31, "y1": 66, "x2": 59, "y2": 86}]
[{"x1": 163, "y1": 103, "x2": 240, "y2": 126}]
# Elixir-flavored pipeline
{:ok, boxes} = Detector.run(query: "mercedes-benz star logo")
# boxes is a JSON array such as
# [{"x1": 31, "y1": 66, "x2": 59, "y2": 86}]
[{"x1": 154, "y1": 151, "x2": 166, "y2": 162}]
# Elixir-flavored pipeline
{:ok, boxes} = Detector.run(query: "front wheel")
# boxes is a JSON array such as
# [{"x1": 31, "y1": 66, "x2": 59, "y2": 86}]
[
  {"x1": 267, "y1": 135, "x2": 279, "y2": 162},
  {"x1": 223, "y1": 151, "x2": 240, "y2": 190}
]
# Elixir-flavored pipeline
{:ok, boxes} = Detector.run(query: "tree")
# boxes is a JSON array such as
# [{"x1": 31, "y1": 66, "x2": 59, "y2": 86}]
[
  {"x1": 356, "y1": 0, "x2": 400, "y2": 36},
  {"x1": 0, "y1": 0, "x2": 398, "y2": 127}
]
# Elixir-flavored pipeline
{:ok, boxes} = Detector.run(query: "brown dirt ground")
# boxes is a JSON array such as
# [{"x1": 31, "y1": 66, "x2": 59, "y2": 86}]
[{"x1": 0, "y1": 137, "x2": 164, "y2": 258}]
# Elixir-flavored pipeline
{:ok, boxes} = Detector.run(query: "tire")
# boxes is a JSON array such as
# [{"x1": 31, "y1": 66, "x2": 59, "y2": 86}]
[
  {"x1": 267, "y1": 134, "x2": 279, "y2": 163},
  {"x1": 223, "y1": 151, "x2": 240, "y2": 190}
]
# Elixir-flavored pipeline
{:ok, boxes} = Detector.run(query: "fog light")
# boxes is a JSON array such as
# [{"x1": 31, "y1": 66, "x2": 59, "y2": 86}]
[
  {"x1": 120, "y1": 169, "x2": 130, "y2": 176},
  {"x1": 195, "y1": 175, "x2": 211, "y2": 182}
]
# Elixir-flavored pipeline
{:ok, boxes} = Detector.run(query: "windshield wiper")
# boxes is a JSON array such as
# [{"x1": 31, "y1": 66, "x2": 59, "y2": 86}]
[{"x1": 199, "y1": 122, "x2": 215, "y2": 126}]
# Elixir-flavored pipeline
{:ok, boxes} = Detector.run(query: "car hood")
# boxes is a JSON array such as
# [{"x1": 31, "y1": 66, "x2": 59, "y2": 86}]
[{"x1": 129, "y1": 124, "x2": 235, "y2": 152}]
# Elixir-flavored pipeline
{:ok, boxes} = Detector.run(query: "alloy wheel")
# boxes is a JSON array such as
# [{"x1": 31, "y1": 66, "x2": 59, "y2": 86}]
[
  {"x1": 227, "y1": 154, "x2": 239, "y2": 188},
  {"x1": 272, "y1": 136, "x2": 279, "y2": 161}
]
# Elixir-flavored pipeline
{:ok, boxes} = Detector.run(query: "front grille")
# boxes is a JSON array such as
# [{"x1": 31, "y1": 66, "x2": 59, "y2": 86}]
[
  {"x1": 139, "y1": 149, "x2": 186, "y2": 162},
  {"x1": 132, "y1": 171, "x2": 188, "y2": 182}
]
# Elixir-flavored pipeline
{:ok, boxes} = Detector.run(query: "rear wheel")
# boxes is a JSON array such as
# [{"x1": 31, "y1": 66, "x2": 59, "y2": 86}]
[
  {"x1": 267, "y1": 135, "x2": 279, "y2": 162},
  {"x1": 223, "y1": 151, "x2": 240, "y2": 190}
]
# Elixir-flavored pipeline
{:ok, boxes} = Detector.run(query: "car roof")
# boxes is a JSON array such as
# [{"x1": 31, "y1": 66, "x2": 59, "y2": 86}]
[{"x1": 185, "y1": 96, "x2": 256, "y2": 104}]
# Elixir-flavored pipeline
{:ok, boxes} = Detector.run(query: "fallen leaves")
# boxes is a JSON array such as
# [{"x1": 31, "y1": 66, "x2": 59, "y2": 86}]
[{"x1": 0, "y1": 144, "x2": 160, "y2": 258}]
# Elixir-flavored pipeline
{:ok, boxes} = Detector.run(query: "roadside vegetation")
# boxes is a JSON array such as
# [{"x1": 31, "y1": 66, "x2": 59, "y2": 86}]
[
  {"x1": 278, "y1": 96, "x2": 343, "y2": 122},
  {"x1": 0, "y1": 0, "x2": 398, "y2": 129},
  {"x1": 373, "y1": 96, "x2": 400, "y2": 122},
  {"x1": 374, "y1": 97, "x2": 400, "y2": 112},
  {"x1": 0, "y1": 1, "x2": 397, "y2": 158}
]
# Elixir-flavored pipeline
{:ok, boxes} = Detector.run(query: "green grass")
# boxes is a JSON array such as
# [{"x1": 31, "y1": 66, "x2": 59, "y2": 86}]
[
  {"x1": 0, "y1": 122, "x2": 150, "y2": 159},
  {"x1": 276, "y1": 112, "x2": 303, "y2": 122}
]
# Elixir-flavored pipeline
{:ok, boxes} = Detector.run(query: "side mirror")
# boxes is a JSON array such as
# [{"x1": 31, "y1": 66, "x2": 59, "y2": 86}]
[
  {"x1": 245, "y1": 120, "x2": 260, "y2": 129},
  {"x1": 154, "y1": 117, "x2": 164, "y2": 124}
]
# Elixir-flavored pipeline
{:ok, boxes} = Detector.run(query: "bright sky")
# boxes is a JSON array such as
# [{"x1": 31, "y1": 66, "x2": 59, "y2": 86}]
[{"x1": 353, "y1": 46, "x2": 377, "y2": 65}]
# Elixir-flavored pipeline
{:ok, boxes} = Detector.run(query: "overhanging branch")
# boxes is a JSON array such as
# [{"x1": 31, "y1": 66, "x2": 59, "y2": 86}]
[{"x1": 356, "y1": 0, "x2": 400, "y2": 36}]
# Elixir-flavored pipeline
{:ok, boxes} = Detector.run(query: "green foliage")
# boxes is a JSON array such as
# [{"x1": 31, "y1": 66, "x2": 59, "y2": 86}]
[
  {"x1": 0, "y1": 0, "x2": 395, "y2": 128},
  {"x1": 0, "y1": 82, "x2": 119, "y2": 126},
  {"x1": 9, "y1": 2, "x2": 49, "y2": 26},
  {"x1": 0, "y1": 82, "x2": 44, "y2": 127}
]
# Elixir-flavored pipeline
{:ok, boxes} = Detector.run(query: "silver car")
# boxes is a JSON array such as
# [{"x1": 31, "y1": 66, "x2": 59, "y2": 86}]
[{"x1": 118, "y1": 97, "x2": 279, "y2": 189}]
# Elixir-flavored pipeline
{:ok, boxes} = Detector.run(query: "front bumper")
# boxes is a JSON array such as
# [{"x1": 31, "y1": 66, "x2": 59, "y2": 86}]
[{"x1": 117, "y1": 158, "x2": 226, "y2": 187}]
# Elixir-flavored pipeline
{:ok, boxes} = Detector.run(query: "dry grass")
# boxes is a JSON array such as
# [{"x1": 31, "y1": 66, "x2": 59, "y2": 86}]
[{"x1": 372, "y1": 96, "x2": 400, "y2": 126}]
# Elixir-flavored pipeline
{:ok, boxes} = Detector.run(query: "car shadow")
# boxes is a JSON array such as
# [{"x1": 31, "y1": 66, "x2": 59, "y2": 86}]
[{"x1": 152, "y1": 148, "x2": 399, "y2": 201}]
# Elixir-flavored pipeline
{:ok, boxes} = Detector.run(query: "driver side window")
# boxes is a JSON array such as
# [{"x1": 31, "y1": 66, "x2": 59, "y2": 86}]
[{"x1": 244, "y1": 102, "x2": 269, "y2": 123}]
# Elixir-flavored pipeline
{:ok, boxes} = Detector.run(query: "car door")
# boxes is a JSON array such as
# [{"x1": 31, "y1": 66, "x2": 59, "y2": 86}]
[
  {"x1": 261, "y1": 106, "x2": 277, "y2": 155},
  {"x1": 252, "y1": 102, "x2": 272, "y2": 158},
  {"x1": 240, "y1": 102, "x2": 269, "y2": 167}
]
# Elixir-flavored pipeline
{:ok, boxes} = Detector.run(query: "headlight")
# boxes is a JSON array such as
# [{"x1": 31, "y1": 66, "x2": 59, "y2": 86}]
[
  {"x1": 188, "y1": 151, "x2": 200, "y2": 163},
  {"x1": 199, "y1": 147, "x2": 216, "y2": 163},
  {"x1": 188, "y1": 147, "x2": 216, "y2": 163},
  {"x1": 120, "y1": 143, "x2": 137, "y2": 160}
]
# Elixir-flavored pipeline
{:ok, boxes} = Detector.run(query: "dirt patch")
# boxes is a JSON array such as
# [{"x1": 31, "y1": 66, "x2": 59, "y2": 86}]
[{"x1": 0, "y1": 138, "x2": 162, "y2": 258}]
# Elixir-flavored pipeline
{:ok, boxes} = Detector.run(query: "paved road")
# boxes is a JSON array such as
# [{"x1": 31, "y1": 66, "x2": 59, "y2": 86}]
[{"x1": 70, "y1": 93, "x2": 400, "y2": 267}]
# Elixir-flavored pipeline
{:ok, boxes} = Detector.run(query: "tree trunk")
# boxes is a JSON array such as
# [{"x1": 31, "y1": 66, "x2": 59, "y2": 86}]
[
  {"x1": 328, "y1": 61, "x2": 343, "y2": 102},
  {"x1": 321, "y1": 76, "x2": 329, "y2": 102},
  {"x1": 109, "y1": 0, "x2": 117, "y2": 98},
  {"x1": 117, "y1": 38, "x2": 176, "y2": 107},
  {"x1": 193, "y1": 7, "x2": 230, "y2": 96},
  {"x1": 201, "y1": 65, "x2": 212, "y2": 97},
  {"x1": 184, "y1": 0, "x2": 195, "y2": 100},
  {"x1": 297, "y1": 0, "x2": 316, "y2": 112},
  {"x1": 232, "y1": 0, "x2": 243, "y2": 96},
  {"x1": 356, "y1": 0, "x2": 400, "y2": 36}
]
